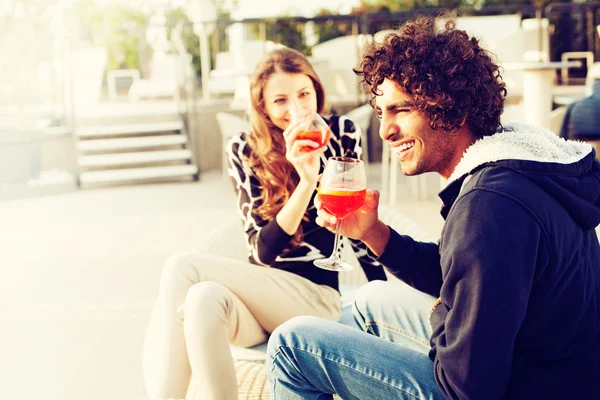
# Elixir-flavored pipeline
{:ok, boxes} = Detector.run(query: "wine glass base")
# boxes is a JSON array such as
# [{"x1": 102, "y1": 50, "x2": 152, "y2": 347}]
[{"x1": 313, "y1": 257, "x2": 354, "y2": 272}]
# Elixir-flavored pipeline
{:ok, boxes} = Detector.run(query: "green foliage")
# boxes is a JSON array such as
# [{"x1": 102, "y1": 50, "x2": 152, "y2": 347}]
[
  {"x1": 248, "y1": 17, "x2": 310, "y2": 55},
  {"x1": 83, "y1": 3, "x2": 151, "y2": 72},
  {"x1": 165, "y1": 8, "x2": 201, "y2": 78},
  {"x1": 313, "y1": 9, "x2": 354, "y2": 44}
]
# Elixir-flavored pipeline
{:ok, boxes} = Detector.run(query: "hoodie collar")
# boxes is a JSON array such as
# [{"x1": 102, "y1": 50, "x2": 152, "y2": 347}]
[{"x1": 448, "y1": 123, "x2": 593, "y2": 183}]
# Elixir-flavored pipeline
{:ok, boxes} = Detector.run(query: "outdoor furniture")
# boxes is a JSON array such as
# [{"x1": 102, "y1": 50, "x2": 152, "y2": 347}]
[
  {"x1": 128, "y1": 52, "x2": 180, "y2": 101},
  {"x1": 216, "y1": 112, "x2": 251, "y2": 177},
  {"x1": 311, "y1": 35, "x2": 372, "y2": 102},
  {"x1": 207, "y1": 40, "x2": 280, "y2": 98},
  {"x1": 561, "y1": 51, "x2": 594, "y2": 84},
  {"x1": 70, "y1": 47, "x2": 107, "y2": 109},
  {"x1": 107, "y1": 69, "x2": 140, "y2": 101},
  {"x1": 343, "y1": 104, "x2": 374, "y2": 164},
  {"x1": 141, "y1": 204, "x2": 434, "y2": 400},
  {"x1": 503, "y1": 61, "x2": 581, "y2": 129}
]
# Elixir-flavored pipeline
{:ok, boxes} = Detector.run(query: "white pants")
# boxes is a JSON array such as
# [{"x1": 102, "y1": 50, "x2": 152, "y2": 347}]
[{"x1": 143, "y1": 252, "x2": 341, "y2": 400}]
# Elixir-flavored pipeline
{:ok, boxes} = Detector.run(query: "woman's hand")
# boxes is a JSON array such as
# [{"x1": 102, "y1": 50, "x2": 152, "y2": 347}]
[{"x1": 283, "y1": 120, "x2": 326, "y2": 185}]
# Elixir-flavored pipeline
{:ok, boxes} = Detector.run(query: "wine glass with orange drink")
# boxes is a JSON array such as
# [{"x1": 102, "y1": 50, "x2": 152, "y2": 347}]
[
  {"x1": 313, "y1": 157, "x2": 367, "y2": 271},
  {"x1": 289, "y1": 104, "x2": 331, "y2": 163}
]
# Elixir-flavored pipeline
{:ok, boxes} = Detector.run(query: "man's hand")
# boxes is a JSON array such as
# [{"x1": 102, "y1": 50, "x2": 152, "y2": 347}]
[
  {"x1": 315, "y1": 189, "x2": 391, "y2": 255},
  {"x1": 315, "y1": 189, "x2": 380, "y2": 240}
]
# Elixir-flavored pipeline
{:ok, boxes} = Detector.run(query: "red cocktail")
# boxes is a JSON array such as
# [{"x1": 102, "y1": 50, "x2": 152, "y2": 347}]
[
  {"x1": 297, "y1": 129, "x2": 331, "y2": 152},
  {"x1": 319, "y1": 188, "x2": 366, "y2": 219}
]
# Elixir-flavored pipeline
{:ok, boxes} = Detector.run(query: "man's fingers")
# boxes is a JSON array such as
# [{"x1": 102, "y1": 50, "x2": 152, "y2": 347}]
[
  {"x1": 314, "y1": 195, "x2": 322, "y2": 209},
  {"x1": 316, "y1": 208, "x2": 337, "y2": 225}
]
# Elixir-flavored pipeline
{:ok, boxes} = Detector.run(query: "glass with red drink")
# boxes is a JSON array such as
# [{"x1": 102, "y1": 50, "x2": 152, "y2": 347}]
[{"x1": 314, "y1": 157, "x2": 367, "y2": 271}]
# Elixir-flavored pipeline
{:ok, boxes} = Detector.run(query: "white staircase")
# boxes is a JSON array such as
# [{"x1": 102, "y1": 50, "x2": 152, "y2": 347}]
[{"x1": 75, "y1": 112, "x2": 198, "y2": 188}]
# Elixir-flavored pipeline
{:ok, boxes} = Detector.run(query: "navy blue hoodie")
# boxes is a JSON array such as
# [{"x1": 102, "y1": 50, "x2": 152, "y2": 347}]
[{"x1": 375, "y1": 123, "x2": 600, "y2": 399}]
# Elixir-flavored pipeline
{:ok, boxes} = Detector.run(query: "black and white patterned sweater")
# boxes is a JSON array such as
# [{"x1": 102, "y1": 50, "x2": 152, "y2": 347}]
[{"x1": 226, "y1": 115, "x2": 386, "y2": 292}]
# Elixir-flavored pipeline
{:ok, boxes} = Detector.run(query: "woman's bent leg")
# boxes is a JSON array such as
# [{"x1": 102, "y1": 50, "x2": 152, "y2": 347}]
[
  {"x1": 182, "y1": 281, "x2": 266, "y2": 400},
  {"x1": 143, "y1": 252, "x2": 341, "y2": 400}
]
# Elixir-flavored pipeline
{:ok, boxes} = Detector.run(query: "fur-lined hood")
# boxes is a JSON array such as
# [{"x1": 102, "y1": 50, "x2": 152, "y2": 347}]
[{"x1": 449, "y1": 123, "x2": 600, "y2": 229}]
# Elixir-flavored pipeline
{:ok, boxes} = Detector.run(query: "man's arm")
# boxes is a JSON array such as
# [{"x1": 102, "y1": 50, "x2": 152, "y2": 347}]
[
  {"x1": 364, "y1": 221, "x2": 442, "y2": 297},
  {"x1": 430, "y1": 189, "x2": 541, "y2": 399}
]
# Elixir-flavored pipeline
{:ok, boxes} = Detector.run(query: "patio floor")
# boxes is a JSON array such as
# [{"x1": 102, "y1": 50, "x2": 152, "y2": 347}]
[{"x1": 0, "y1": 167, "x2": 444, "y2": 400}]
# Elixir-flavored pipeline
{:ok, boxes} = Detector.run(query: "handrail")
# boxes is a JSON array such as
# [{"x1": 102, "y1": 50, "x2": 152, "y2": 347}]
[{"x1": 171, "y1": 20, "x2": 200, "y2": 180}]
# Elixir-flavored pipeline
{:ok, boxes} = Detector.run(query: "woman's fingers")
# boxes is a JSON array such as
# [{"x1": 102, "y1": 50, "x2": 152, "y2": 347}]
[
  {"x1": 283, "y1": 121, "x2": 303, "y2": 144},
  {"x1": 286, "y1": 140, "x2": 322, "y2": 162}
]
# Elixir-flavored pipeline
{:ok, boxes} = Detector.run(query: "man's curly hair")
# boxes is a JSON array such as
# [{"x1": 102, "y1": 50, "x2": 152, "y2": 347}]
[{"x1": 356, "y1": 15, "x2": 507, "y2": 137}]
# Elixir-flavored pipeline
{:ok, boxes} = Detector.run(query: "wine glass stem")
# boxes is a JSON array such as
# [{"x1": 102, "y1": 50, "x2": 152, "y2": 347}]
[{"x1": 331, "y1": 219, "x2": 343, "y2": 259}]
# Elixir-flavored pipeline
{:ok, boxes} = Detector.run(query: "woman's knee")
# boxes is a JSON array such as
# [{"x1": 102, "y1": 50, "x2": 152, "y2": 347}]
[
  {"x1": 181, "y1": 281, "x2": 232, "y2": 323},
  {"x1": 159, "y1": 252, "x2": 204, "y2": 295}
]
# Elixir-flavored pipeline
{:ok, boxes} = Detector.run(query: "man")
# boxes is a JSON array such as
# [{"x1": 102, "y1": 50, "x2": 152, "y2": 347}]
[
  {"x1": 266, "y1": 15, "x2": 600, "y2": 400},
  {"x1": 560, "y1": 67, "x2": 600, "y2": 160}
]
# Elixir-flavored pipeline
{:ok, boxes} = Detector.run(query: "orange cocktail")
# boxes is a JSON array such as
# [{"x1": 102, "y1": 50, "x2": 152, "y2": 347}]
[
  {"x1": 296, "y1": 129, "x2": 331, "y2": 152},
  {"x1": 318, "y1": 187, "x2": 367, "y2": 219}
]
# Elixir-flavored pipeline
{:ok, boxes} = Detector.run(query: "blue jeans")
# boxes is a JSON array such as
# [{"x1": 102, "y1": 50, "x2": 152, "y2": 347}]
[{"x1": 266, "y1": 281, "x2": 446, "y2": 400}]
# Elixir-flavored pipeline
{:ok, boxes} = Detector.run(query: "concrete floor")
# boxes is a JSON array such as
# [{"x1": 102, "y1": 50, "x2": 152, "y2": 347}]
[{"x1": 0, "y1": 167, "x2": 444, "y2": 400}]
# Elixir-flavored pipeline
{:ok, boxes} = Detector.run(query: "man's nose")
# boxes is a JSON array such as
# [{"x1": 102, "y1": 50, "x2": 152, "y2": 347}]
[{"x1": 379, "y1": 119, "x2": 399, "y2": 141}]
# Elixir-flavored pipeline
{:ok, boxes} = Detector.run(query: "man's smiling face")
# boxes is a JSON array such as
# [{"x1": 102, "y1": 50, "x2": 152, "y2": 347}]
[{"x1": 375, "y1": 78, "x2": 464, "y2": 179}]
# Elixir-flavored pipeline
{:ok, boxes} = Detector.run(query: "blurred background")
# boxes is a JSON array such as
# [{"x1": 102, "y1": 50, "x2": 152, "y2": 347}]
[
  {"x1": 1, "y1": 1, "x2": 599, "y2": 399},
  {"x1": 1, "y1": 0, "x2": 599, "y2": 198}
]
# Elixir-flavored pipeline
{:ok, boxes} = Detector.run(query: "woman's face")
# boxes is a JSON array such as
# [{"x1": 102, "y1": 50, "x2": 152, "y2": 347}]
[{"x1": 262, "y1": 71, "x2": 318, "y2": 131}]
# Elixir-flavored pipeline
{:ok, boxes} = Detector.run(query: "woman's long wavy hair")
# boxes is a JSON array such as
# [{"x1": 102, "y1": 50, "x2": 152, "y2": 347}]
[{"x1": 246, "y1": 47, "x2": 326, "y2": 247}]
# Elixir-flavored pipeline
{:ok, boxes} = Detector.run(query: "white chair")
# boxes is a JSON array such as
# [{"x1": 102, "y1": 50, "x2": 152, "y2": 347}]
[
  {"x1": 128, "y1": 51, "x2": 180, "y2": 101},
  {"x1": 343, "y1": 104, "x2": 373, "y2": 163},
  {"x1": 311, "y1": 35, "x2": 373, "y2": 102},
  {"x1": 521, "y1": 18, "x2": 550, "y2": 62},
  {"x1": 585, "y1": 62, "x2": 600, "y2": 96},
  {"x1": 561, "y1": 51, "x2": 594, "y2": 85},
  {"x1": 142, "y1": 204, "x2": 436, "y2": 398},
  {"x1": 70, "y1": 47, "x2": 107, "y2": 109},
  {"x1": 216, "y1": 112, "x2": 251, "y2": 177},
  {"x1": 207, "y1": 40, "x2": 280, "y2": 98},
  {"x1": 549, "y1": 106, "x2": 567, "y2": 136}
]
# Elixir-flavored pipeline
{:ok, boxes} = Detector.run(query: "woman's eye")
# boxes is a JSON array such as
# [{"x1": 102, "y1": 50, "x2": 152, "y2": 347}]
[{"x1": 274, "y1": 98, "x2": 285, "y2": 104}]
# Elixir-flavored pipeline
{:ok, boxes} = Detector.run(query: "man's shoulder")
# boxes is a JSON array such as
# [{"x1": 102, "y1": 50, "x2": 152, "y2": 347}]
[{"x1": 458, "y1": 165, "x2": 546, "y2": 213}]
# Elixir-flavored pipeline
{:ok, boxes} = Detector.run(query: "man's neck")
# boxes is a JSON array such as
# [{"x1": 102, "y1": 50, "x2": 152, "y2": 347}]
[{"x1": 439, "y1": 126, "x2": 477, "y2": 180}]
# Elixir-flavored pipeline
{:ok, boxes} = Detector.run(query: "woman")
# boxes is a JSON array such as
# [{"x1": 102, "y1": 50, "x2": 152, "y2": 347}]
[{"x1": 143, "y1": 47, "x2": 385, "y2": 400}]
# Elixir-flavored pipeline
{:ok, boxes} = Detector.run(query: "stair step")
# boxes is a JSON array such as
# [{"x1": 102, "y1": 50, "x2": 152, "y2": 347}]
[
  {"x1": 79, "y1": 165, "x2": 198, "y2": 184},
  {"x1": 78, "y1": 150, "x2": 192, "y2": 167},
  {"x1": 77, "y1": 135, "x2": 187, "y2": 152},
  {"x1": 75, "y1": 121, "x2": 183, "y2": 138}
]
